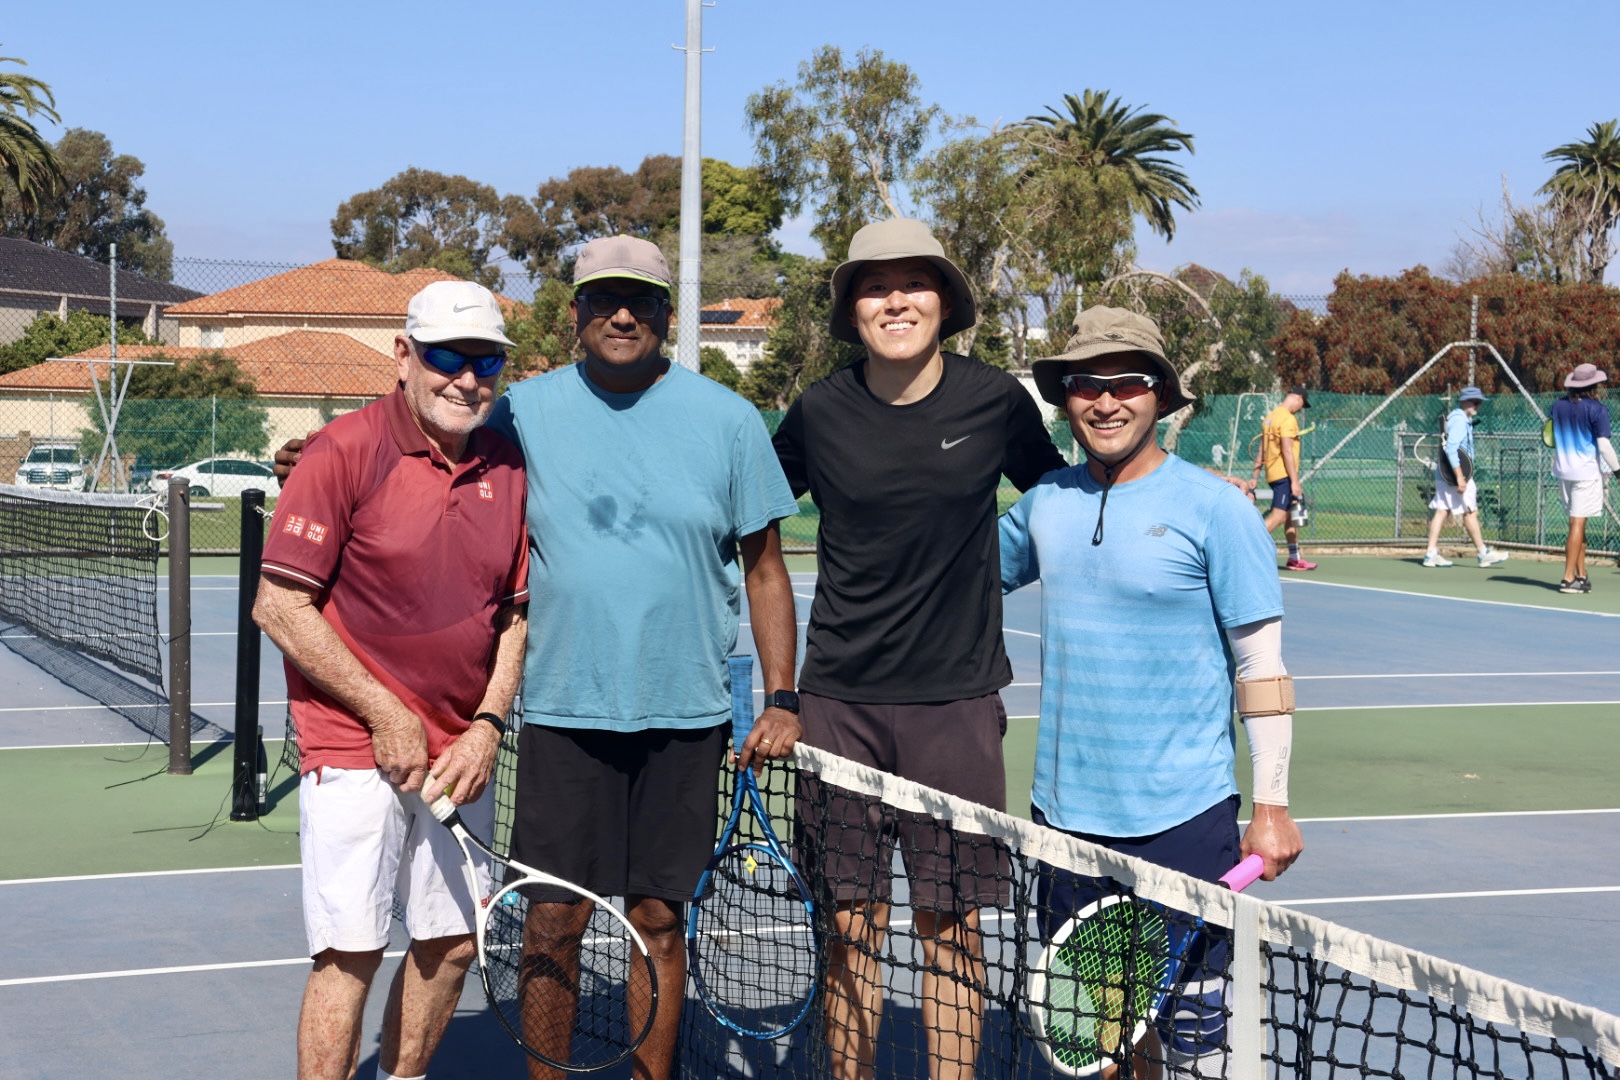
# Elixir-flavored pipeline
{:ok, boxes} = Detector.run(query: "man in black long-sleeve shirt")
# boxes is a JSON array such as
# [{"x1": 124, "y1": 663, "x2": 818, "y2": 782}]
[{"x1": 772, "y1": 218, "x2": 1065, "y2": 1080}]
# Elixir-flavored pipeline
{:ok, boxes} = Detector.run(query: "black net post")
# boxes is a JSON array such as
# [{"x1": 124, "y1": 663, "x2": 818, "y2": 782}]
[
  {"x1": 231, "y1": 489, "x2": 266, "y2": 821},
  {"x1": 166, "y1": 478, "x2": 192, "y2": 774}
]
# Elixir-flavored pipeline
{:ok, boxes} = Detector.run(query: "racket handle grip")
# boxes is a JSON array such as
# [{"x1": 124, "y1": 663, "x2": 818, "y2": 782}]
[
  {"x1": 1220, "y1": 854, "x2": 1266, "y2": 892},
  {"x1": 421, "y1": 782, "x2": 458, "y2": 823}
]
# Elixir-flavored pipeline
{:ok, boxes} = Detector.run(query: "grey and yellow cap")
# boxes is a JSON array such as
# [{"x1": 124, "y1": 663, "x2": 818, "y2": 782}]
[
  {"x1": 1030, "y1": 306, "x2": 1194, "y2": 413},
  {"x1": 573, "y1": 235, "x2": 672, "y2": 293},
  {"x1": 828, "y1": 218, "x2": 977, "y2": 345}
]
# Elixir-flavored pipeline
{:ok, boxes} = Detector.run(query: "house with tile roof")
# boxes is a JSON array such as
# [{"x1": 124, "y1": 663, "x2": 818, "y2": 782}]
[
  {"x1": 162, "y1": 258, "x2": 501, "y2": 356},
  {"x1": 0, "y1": 237, "x2": 201, "y2": 346},
  {"x1": 0, "y1": 258, "x2": 522, "y2": 462},
  {"x1": 0, "y1": 332, "x2": 400, "y2": 462},
  {"x1": 670, "y1": 297, "x2": 780, "y2": 374}
]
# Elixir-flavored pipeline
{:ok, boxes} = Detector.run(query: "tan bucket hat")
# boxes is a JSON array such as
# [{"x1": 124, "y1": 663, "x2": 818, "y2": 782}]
[
  {"x1": 828, "y1": 218, "x2": 977, "y2": 345},
  {"x1": 1030, "y1": 306, "x2": 1194, "y2": 413}
]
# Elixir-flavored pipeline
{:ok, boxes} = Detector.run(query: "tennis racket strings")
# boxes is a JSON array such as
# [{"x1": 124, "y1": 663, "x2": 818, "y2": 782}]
[{"x1": 426, "y1": 794, "x2": 658, "y2": 1074}]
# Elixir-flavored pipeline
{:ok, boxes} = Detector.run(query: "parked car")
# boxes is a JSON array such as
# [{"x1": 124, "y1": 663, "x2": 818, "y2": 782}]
[
  {"x1": 151, "y1": 457, "x2": 280, "y2": 498},
  {"x1": 13, "y1": 441, "x2": 88, "y2": 491}
]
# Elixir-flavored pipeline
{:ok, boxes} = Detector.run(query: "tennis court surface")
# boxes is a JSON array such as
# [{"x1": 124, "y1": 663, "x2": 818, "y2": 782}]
[{"x1": 2, "y1": 554, "x2": 1617, "y2": 1078}]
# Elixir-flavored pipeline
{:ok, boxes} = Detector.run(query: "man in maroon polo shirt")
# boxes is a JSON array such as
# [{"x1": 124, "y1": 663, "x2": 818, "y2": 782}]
[{"x1": 254, "y1": 280, "x2": 529, "y2": 1080}]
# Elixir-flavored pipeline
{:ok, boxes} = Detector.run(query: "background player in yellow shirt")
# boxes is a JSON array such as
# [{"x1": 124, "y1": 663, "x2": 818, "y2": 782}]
[{"x1": 1253, "y1": 386, "x2": 1317, "y2": 571}]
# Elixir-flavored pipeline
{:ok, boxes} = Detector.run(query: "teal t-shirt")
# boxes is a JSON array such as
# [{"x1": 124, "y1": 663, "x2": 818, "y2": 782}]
[
  {"x1": 1000, "y1": 455, "x2": 1284, "y2": 836},
  {"x1": 489, "y1": 362, "x2": 799, "y2": 732}
]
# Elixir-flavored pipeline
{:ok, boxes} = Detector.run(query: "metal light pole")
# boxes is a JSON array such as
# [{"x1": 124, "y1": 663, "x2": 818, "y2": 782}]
[{"x1": 673, "y1": 0, "x2": 712, "y2": 371}]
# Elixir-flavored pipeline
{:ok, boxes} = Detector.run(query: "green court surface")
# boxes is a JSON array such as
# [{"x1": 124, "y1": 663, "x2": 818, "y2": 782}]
[
  {"x1": 1278, "y1": 552, "x2": 1620, "y2": 614},
  {"x1": 4, "y1": 740, "x2": 300, "y2": 880}
]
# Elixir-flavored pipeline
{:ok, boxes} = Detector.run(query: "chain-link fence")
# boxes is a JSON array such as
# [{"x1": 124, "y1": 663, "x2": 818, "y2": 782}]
[{"x1": 1173, "y1": 391, "x2": 1618, "y2": 556}]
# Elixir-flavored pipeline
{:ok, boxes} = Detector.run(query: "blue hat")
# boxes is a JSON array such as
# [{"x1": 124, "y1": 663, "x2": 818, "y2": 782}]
[{"x1": 1458, "y1": 386, "x2": 1485, "y2": 404}]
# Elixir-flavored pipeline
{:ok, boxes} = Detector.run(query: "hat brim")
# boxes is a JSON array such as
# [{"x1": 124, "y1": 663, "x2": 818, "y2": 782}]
[
  {"x1": 410, "y1": 325, "x2": 516, "y2": 348},
  {"x1": 828, "y1": 253, "x2": 977, "y2": 345},
  {"x1": 574, "y1": 269, "x2": 672, "y2": 292},
  {"x1": 1565, "y1": 371, "x2": 1608, "y2": 389},
  {"x1": 1030, "y1": 343, "x2": 1195, "y2": 414}
]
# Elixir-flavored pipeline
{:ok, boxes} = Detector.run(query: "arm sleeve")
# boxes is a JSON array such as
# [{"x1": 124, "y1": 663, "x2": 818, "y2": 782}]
[
  {"x1": 998, "y1": 492, "x2": 1040, "y2": 594},
  {"x1": 771, "y1": 398, "x2": 810, "y2": 499},
  {"x1": 731, "y1": 410, "x2": 801, "y2": 539},
  {"x1": 1599, "y1": 437, "x2": 1618, "y2": 475},
  {"x1": 1003, "y1": 382, "x2": 1067, "y2": 491},
  {"x1": 1230, "y1": 617, "x2": 1291, "y2": 807}
]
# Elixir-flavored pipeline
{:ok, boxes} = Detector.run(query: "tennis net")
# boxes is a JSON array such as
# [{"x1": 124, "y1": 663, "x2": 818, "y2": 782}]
[
  {"x1": 656, "y1": 743, "x2": 1619, "y2": 1080},
  {"x1": 0, "y1": 483, "x2": 170, "y2": 737}
]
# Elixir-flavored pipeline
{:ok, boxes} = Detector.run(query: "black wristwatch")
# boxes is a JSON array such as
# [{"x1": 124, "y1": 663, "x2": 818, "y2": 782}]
[
  {"x1": 764, "y1": 690, "x2": 801, "y2": 715},
  {"x1": 473, "y1": 711, "x2": 508, "y2": 736}
]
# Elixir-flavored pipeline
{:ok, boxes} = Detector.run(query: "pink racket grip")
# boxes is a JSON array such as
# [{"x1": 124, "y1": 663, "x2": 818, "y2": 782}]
[{"x1": 1219, "y1": 854, "x2": 1265, "y2": 892}]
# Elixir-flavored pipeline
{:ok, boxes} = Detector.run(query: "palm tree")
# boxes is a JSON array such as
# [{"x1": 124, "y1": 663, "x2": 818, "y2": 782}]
[
  {"x1": 0, "y1": 49, "x2": 63, "y2": 213},
  {"x1": 1538, "y1": 119, "x2": 1620, "y2": 283},
  {"x1": 1020, "y1": 90, "x2": 1199, "y2": 240}
]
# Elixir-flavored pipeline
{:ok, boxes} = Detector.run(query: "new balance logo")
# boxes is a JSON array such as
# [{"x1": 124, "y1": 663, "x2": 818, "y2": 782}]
[{"x1": 1145, "y1": 524, "x2": 1169, "y2": 537}]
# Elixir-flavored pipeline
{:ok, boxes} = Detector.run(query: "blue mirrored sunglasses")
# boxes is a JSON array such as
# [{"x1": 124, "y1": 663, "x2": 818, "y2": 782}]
[{"x1": 418, "y1": 345, "x2": 506, "y2": 378}]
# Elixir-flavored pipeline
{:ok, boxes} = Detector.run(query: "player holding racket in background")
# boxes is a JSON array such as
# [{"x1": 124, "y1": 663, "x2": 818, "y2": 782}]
[
  {"x1": 1422, "y1": 386, "x2": 1511, "y2": 569},
  {"x1": 1253, "y1": 385, "x2": 1318, "y2": 571},
  {"x1": 1002, "y1": 306, "x2": 1303, "y2": 1080},
  {"x1": 254, "y1": 281, "x2": 529, "y2": 1080}
]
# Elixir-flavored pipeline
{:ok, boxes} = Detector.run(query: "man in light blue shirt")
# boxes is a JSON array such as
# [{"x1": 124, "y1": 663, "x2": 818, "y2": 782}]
[
  {"x1": 1422, "y1": 386, "x2": 1510, "y2": 568},
  {"x1": 1550, "y1": 363, "x2": 1616, "y2": 594},
  {"x1": 1001, "y1": 306, "x2": 1302, "y2": 1079}
]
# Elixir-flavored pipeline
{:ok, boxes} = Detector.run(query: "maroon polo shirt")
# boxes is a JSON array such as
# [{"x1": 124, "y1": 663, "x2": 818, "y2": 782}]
[{"x1": 261, "y1": 388, "x2": 529, "y2": 775}]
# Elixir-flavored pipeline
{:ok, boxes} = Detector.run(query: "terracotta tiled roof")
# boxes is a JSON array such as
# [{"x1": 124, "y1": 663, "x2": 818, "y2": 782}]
[
  {"x1": 672, "y1": 296, "x2": 781, "y2": 329},
  {"x1": 163, "y1": 259, "x2": 511, "y2": 318},
  {"x1": 0, "y1": 331, "x2": 397, "y2": 398}
]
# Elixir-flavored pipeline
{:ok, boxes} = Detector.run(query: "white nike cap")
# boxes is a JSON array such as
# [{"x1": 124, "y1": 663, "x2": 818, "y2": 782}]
[{"x1": 405, "y1": 280, "x2": 515, "y2": 348}]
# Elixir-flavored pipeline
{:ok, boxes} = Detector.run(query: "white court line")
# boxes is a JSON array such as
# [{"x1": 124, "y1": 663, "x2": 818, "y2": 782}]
[
  {"x1": 1002, "y1": 698, "x2": 1620, "y2": 713},
  {"x1": 1296, "y1": 670, "x2": 1620, "y2": 680},
  {"x1": 1269, "y1": 885, "x2": 1620, "y2": 907},
  {"x1": 0, "y1": 700, "x2": 284, "y2": 715},
  {"x1": 0, "y1": 952, "x2": 395, "y2": 988},
  {"x1": 1281, "y1": 577, "x2": 1620, "y2": 618},
  {"x1": 1293, "y1": 807, "x2": 1620, "y2": 823},
  {"x1": 1, "y1": 863, "x2": 298, "y2": 886}
]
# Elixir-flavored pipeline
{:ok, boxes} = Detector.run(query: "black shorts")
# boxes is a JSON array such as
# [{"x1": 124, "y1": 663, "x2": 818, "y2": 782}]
[
  {"x1": 797, "y1": 692, "x2": 1010, "y2": 912},
  {"x1": 1269, "y1": 482, "x2": 1296, "y2": 512},
  {"x1": 510, "y1": 723, "x2": 726, "y2": 904}
]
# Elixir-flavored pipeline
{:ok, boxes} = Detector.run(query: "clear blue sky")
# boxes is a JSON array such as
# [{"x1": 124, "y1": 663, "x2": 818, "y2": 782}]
[{"x1": 7, "y1": 0, "x2": 1616, "y2": 294}]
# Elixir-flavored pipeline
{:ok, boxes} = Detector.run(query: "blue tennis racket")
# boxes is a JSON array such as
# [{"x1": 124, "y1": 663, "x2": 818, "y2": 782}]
[{"x1": 686, "y1": 654, "x2": 818, "y2": 1039}]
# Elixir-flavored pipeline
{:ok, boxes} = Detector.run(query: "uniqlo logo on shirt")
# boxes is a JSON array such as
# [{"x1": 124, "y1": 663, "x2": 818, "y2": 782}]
[
  {"x1": 282, "y1": 515, "x2": 306, "y2": 537},
  {"x1": 306, "y1": 522, "x2": 328, "y2": 545},
  {"x1": 478, "y1": 481, "x2": 494, "y2": 501}
]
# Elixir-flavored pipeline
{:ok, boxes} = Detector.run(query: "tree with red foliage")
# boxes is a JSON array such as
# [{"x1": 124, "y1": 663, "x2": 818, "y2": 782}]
[{"x1": 1271, "y1": 267, "x2": 1620, "y2": 394}]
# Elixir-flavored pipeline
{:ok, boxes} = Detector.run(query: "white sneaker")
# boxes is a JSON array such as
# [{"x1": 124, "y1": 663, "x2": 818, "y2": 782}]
[
  {"x1": 1422, "y1": 552, "x2": 1453, "y2": 567},
  {"x1": 1478, "y1": 549, "x2": 1510, "y2": 568}
]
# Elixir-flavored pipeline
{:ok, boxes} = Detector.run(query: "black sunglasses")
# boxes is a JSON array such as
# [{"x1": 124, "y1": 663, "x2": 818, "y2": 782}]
[
  {"x1": 417, "y1": 344, "x2": 507, "y2": 379},
  {"x1": 1059, "y1": 373, "x2": 1161, "y2": 401},
  {"x1": 578, "y1": 292, "x2": 670, "y2": 320}
]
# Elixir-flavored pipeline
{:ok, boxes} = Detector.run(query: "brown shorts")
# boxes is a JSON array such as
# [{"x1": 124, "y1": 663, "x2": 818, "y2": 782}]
[
  {"x1": 797, "y1": 692, "x2": 1010, "y2": 912},
  {"x1": 510, "y1": 723, "x2": 726, "y2": 904}
]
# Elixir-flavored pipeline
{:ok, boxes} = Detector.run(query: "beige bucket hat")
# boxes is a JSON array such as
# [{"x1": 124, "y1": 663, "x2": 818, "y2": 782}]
[
  {"x1": 828, "y1": 218, "x2": 977, "y2": 345},
  {"x1": 1030, "y1": 306, "x2": 1194, "y2": 413}
]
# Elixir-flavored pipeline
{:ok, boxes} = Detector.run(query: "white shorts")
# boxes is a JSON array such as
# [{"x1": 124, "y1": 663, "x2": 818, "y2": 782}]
[
  {"x1": 299, "y1": 766, "x2": 495, "y2": 956},
  {"x1": 1429, "y1": 476, "x2": 1477, "y2": 515},
  {"x1": 1560, "y1": 478, "x2": 1604, "y2": 519}
]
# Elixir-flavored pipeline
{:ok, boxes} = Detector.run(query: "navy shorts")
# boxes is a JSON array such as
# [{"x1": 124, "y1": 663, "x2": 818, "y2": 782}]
[
  {"x1": 510, "y1": 723, "x2": 726, "y2": 904},
  {"x1": 1269, "y1": 482, "x2": 1296, "y2": 512},
  {"x1": 1031, "y1": 796, "x2": 1241, "y2": 979}
]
